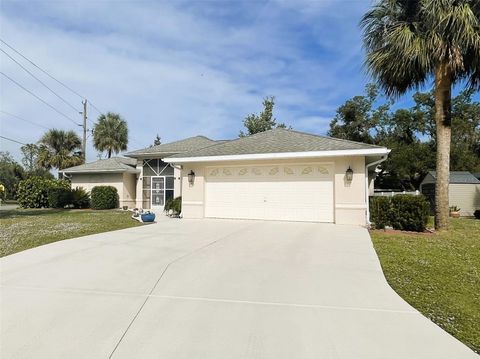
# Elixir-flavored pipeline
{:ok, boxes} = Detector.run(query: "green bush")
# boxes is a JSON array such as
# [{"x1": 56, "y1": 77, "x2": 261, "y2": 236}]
[
  {"x1": 390, "y1": 195, "x2": 430, "y2": 232},
  {"x1": 48, "y1": 187, "x2": 73, "y2": 208},
  {"x1": 72, "y1": 187, "x2": 90, "y2": 209},
  {"x1": 370, "y1": 195, "x2": 430, "y2": 232},
  {"x1": 474, "y1": 210, "x2": 480, "y2": 220},
  {"x1": 17, "y1": 176, "x2": 70, "y2": 208},
  {"x1": 90, "y1": 186, "x2": 119, "y2": 210},
  {"x1": 370, "y1": 196, "x2": 392, "y2": 230},
  {"x1": 165, "y1": 196, "x2": 182, "y2": 215}
]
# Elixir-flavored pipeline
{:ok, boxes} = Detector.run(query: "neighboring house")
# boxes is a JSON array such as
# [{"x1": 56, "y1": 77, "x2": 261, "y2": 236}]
[
  {"x1": 61, "y1": 129, "x2": 390, "y2": 225},
  {"x1": 420, "y1": 171, "x2": 480, "y2": 217}
]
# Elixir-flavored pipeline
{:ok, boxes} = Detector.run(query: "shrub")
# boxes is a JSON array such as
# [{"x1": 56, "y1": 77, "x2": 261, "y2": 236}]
[
  {"x1": 370, "y1": 196, "x2": 392, "y2": 229},
  {"x1": 48, "y1": 187, "x2": 74, "y2": 208},
  {"x1": 370, "y1": 195, "x2": 430, "y2": 232},
  {"x1": 165, "y1": 196, "x2": 182, "y2": 216},
  {"x1": 72, "y1": 187, "x2": 90, "y2": 209},
  {"x1": 390, "y1": 195, "x2": 430, "y2": 232},
  {"x1": 17, "y1": 176, "x2": 70, "y2": 208},
  {"x1": 90, "y1": 186, "x2": 119, "y2": 210},
  {"x1": 474, "y1": 210, "x2": 480, "y2": 220}
]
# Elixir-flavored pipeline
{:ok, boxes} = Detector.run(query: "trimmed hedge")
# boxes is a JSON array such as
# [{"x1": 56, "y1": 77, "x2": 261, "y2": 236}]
[
  {"x1": 369, "y1": 196, "x2": 391, "y2": 230},
  {"x1": 90, "y1": 186, "x2": 119, "y2": 210},
  {"x1": 370, "y1": 195, "x2": 430, "y2": 232},
  {"x1": 17, "y1": 176, "x2": 70, "y2": 208}
]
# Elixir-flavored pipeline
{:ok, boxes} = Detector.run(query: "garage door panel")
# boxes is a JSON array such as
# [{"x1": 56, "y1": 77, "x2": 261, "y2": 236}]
[{"x1": 205, "y1": 164, "x2": 334, "y2": 223}]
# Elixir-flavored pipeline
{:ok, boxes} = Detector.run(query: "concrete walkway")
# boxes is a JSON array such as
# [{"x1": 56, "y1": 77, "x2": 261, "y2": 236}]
[{"x1": 1, "y1": 218, "x2": 477, "y2": 358}]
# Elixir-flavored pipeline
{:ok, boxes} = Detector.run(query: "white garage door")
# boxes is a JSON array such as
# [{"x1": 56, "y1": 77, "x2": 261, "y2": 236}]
[{"x1": 205, "y1": 163, "x2": 334, "y2": 222}]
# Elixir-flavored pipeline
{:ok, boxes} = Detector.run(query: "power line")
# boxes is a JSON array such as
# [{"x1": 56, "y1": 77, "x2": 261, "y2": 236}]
[
  {"x1": 0, "y1": 47, "x2": 80, "y2": 113},
  {"x1": 0, "y1": 71, "x2": 81, "y2": 126},
  {"x1": 0, "y1": 135, "x2": 26, "y2": 146},
  {"x1": 0, "y1": 110, "x2": 49, "y2": 130},
  {"x1": 0, "y1": 38, "x2": 85, "y2": 99},
  {"x1": 0, "y1": 38, "x2": 106, "y2": 119}
]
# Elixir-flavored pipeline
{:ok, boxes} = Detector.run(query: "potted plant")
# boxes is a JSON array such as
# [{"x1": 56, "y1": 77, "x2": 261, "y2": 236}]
[
  {"x1": 449, "y1": 206, "x2": 461, "y2": 218},
  {"x1": 141, "y1": 211, "x2": 156, "y2": 223}
]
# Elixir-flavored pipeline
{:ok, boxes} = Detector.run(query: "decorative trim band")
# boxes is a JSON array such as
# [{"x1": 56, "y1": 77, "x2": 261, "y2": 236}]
[{"x1": 335, "y1": 203, "x2": 367, "y2": 210}]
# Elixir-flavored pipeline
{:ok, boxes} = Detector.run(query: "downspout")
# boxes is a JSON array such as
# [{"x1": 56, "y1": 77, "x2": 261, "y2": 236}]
[{"x1": 365, "y1": 155, "x2": 388, "y2": 225}]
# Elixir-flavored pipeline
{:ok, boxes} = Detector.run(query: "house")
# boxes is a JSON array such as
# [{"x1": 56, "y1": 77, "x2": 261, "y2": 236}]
[
  {"x1": 420, "y1": 171, "x2": 480, "y2": 217},
  {"x1": 61, "y1": 128, "x2": 390, "y2": 225}
]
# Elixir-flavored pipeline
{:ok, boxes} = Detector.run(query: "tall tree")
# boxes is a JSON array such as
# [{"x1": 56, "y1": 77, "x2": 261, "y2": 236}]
[
  {"x1": 37, "y1": 129, "x2": 83, "y2": 171},
  {"x1": 21, "y1": 143, "x2": 53, "y2": 178},
  {"x1": 93, "y1": 112, "x2": 128, "y2": 158},
  {"x1": 361, "y1": 0, "x2": 480, "y2": 230},
  {"x1": 0, "y1": 152, "x2": 25, "y2": 199},
  {"x1": 239, "y1": 96, "x2": 288, "y2": 137},
  {"x1": 413, "y1": 89, "x2": 480, "y2": 172},
  {"x1": 328, "y1": 84, "x2": 390, "y2": 143}
]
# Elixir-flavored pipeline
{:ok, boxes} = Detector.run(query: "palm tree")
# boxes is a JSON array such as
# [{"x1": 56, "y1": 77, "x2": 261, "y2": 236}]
[
  {"x1": 93, "y1": 112, "x2": 128, "y2": 158},
  {"x1": 361, "y1": 0, "x2": 480, "y2": 230},
  {"x1": 38, "y1": 129, "x2": 83, "y2": 171}
]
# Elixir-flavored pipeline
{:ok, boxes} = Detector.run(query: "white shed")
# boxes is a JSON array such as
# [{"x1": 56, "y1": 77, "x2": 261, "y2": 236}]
[{"x1": 420, "y1": 171, "x2": 480, "y2": 217}]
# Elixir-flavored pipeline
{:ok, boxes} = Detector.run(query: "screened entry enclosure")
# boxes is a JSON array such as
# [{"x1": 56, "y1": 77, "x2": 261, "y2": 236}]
[{"x1": 142, "y1": 159, "x2": 175, "y2": 209}]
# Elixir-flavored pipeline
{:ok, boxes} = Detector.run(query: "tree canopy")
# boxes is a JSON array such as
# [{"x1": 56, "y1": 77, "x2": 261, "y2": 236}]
[
  {"x1": 239, "y1": 96, "x2": 288, "y2": 137},
  {"x1": 37, "y1": 129, "x2": 83, "y2": 171},
  {"x1": 328, "y1": 85, "x2": 480, "y2": 190},
  {"x1": 93, "y1": 112, "x2": 129, "y2": 158}
]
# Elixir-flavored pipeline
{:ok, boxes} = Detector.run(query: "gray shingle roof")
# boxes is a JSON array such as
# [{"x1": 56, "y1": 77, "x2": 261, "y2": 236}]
[
  {"x1": 427, "y1": 171, "x2": 480, "y2": 184},
  {"x1": 61, "y1": 157, "x2": 138, "y2": 173},
  {"x1": 125, "y1": 136, "x2": 219, "y2": 157},
  {"x1": 167, "y1": 128, "x2": 385, "y2": 159}
]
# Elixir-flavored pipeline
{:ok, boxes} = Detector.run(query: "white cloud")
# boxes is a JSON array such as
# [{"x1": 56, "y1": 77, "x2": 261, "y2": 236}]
[{"x1": 0, "y1": 0, "x2": 371, "y2": 163}]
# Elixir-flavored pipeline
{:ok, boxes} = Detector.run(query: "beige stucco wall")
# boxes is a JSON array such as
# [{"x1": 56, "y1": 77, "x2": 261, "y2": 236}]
[
  {"x1": 449, "y1": 184, "x2": 480, "y2": 217},
  {"x1": 180, "y1": 156, "x2": 367, "y2": 225},
  {"x1": 334, "y1": 156, "x2": 366, "y2": 225},
  {"x1": 70, "y1": 172, "x2": 136, "y2": 208},
  {"x1": 122, "y1": 173, "x2": 137, "y2": 208}
]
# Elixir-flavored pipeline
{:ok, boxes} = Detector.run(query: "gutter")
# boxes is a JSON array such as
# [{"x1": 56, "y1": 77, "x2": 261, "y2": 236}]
[
  {"x1": 365, "y1": 155, "x2": 389, "y2": 226},
  {"x1": 164, "y1": 148, "x2": 390, "y2": 164}
]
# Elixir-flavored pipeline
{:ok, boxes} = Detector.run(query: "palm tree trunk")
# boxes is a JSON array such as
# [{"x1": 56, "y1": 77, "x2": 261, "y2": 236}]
[{"x1": 434, "y1": 62, "x2": 452, "y2": 231}]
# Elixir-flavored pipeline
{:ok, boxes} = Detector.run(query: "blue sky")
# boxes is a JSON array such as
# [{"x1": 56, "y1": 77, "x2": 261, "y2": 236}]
[{"x1": 0, "y1": 0, "x2": 463, "y2": 163}]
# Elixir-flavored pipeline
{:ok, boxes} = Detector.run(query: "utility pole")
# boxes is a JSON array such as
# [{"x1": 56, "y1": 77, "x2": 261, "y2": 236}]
[{"x1": 82, "y1": 99, "x2": 87, "y2": 162}]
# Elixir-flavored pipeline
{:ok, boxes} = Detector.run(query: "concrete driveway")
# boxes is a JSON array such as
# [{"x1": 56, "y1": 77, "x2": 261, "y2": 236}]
[{"x1": 1, "y1": 219, "x2": 477, "y2": 359}]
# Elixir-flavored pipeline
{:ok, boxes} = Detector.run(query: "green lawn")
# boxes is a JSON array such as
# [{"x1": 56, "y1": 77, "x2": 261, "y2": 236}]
[
  {"x1": 0, "y1": 209, "x2": 143, "y2": 257},
  {"x1": 371, "y1": 218, "x2": 480, "y2": 353}
]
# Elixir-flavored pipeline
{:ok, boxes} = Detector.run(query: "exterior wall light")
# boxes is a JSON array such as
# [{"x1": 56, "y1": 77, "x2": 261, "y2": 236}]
[
  {"x1": 346, "y1": 166, "x2": 354, "y2": 182},
  {"x1": 187, "y1": 170, "x2": 195, "y2": 186}
]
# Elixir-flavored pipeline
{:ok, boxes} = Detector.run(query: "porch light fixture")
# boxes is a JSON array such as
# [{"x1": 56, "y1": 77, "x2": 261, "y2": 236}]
[
  {"x1": 187, "y1": 170, "x2": 195, "y2": 186},
  {"x1": 345, "y1": 166, "x2": 354, "y2": 182}
]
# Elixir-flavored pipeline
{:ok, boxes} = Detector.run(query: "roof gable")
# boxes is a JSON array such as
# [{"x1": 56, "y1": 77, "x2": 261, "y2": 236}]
[{"x1": 166, "y1": 128, "x2": 385, "y2": 160}]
